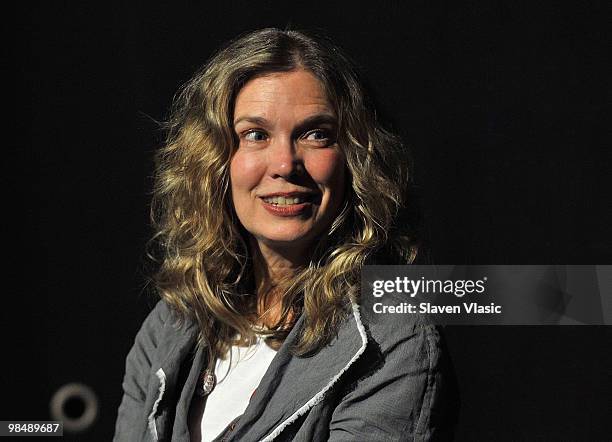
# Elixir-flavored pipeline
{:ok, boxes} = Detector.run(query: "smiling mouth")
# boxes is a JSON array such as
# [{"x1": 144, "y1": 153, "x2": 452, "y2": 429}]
[{"x1": 259, "y1": 193, "x2": 320, "y2": 217}]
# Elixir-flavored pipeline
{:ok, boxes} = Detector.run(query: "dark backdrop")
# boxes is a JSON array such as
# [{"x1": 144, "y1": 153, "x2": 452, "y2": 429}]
[{"x1": 8, "y1": 1, "x2": 611, "y2": 440}]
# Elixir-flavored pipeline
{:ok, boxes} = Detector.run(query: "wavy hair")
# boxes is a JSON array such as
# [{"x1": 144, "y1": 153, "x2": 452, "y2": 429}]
[{"x1": 149, "y1": 28, "x2": 417, "y2": 361}]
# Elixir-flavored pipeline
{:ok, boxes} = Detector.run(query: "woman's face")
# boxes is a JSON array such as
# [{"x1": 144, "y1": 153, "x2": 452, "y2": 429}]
[{"x1": 230, "y1": 70, "x2": 346, "y2": 254}]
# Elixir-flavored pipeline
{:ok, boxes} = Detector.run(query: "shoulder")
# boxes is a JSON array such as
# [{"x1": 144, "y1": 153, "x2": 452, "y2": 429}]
[
  {"x1": 129, "y1": 300, "x2": 180, "y2": 361},
  {"x1": 123, "y1": 299, "x2": 198, "y2": 380},
  {"x1": 139, "y1": 299, "x2": 173, "y2": 335}
]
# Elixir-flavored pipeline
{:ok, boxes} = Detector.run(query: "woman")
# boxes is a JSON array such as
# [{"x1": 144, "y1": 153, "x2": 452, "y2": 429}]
[{"x1": 114, "y1": 28, "x2": 457, "y2": 441}]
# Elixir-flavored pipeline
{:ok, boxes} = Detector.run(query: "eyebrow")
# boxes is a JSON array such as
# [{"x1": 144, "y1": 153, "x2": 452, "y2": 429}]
[
  {"x1": 233, "y1": 115, "x2": 269, "y2": 127},
  {"x1": 233, "y1": 113, "x2": 338, "y2": 135}
]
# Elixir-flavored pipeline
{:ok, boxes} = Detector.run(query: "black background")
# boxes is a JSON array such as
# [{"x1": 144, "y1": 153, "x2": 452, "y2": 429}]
[{"x1": 8, "y1": 1, "x2": 612, "y2": 440}]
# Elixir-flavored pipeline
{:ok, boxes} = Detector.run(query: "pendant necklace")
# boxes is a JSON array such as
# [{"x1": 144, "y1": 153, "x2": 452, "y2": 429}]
[
  {"x1": 197, "y1": 368, "x2": 216, "y2": 397},
  {"x1": 198, "y1": 326, "x2": 270, "y2": 396}
]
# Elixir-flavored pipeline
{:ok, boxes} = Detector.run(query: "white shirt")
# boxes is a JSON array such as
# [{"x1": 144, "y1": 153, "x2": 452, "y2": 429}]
[{"x1": 200, "y1": 336, "x2": 278, "y2": 442}]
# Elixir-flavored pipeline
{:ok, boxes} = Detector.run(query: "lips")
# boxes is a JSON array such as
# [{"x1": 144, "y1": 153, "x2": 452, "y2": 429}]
[{"x1": 259, "y1": 192, "x2": 318, "y2": 216}]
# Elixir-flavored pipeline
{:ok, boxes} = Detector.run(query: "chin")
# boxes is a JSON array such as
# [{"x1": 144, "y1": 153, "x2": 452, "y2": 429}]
[
  {"x1": 259, "y1": 234, "x2": 310, "y2": 246},
  {"x1": 256, "y1": 230, "x2": 316, "y2": 248}
]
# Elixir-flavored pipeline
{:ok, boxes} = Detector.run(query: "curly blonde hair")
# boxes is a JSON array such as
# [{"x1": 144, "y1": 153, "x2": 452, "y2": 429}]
[{"x1": 149, "y1": 28, "x2": 417, "y2": 361}]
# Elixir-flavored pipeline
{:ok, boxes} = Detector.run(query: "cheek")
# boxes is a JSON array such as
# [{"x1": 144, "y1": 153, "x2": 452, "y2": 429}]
[
  {"x1": 230, "y1": 151, "x2": 265, "y2": 195},
  {"x1": 305, "y1": 150, "x2": 346, "y2": 192}
]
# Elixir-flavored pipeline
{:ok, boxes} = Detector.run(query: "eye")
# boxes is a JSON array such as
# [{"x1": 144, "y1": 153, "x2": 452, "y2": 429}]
[
  {"x1": 243, "y1": 130, "x2": 268, "y2": 142},
  {"x1": 303, "y1": 129, "x2": 333, "y2": 145}
]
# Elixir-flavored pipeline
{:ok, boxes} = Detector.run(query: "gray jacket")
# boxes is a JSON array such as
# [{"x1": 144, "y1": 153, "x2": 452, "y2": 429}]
[{"x1": 114, "y1": 293, "x2": 457, "y2": 441}]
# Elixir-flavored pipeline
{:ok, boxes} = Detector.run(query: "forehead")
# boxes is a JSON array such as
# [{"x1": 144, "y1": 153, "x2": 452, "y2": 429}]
[{"x1": 233, "y1": 70, "x2": 333, "y2": 117}]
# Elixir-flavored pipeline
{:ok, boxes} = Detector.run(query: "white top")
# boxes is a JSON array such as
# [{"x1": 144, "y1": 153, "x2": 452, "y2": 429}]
[{"x1": 200, "y1": 335, "x2": 278, "y2": 442}]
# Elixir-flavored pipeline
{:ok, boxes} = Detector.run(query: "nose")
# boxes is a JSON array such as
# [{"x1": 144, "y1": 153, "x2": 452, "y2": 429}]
[{"x1": 267, "y1": 136, "x2": 304, "y2": 179}]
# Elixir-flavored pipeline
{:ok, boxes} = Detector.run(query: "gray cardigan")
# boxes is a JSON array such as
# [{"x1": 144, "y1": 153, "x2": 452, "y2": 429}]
[{"x1": 113, "y1": 293, "x2": 457, "y2": 441}]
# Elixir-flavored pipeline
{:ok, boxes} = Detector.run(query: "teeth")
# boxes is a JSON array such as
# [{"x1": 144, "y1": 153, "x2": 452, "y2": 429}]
[{"x1": 263, "y1": 196, "x2": 305, "y2": 205}]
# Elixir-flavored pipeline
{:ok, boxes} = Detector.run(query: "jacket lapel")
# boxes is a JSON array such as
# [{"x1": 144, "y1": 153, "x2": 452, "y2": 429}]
[{"x1": 225, "y1": 302, "x2": 368, "y2": 442}]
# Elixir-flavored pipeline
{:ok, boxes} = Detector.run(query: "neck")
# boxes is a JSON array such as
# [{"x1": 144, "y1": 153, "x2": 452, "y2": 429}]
[{"x1": 250, "y1": 237, "x2": 309, "y2": 327}]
